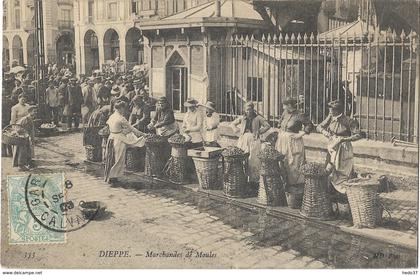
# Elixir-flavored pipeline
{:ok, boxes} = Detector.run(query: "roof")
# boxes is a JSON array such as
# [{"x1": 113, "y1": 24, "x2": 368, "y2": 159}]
[
  {"x1": 318, "y1": 20, "x2": 372, "y2": 40},
  {"x1": 137, "y1": 0, "x2": 269, "y2": 31}
]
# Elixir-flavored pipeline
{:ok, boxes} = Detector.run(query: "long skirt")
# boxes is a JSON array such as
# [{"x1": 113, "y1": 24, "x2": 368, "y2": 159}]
[
  {"x1": 12, "y1": 143, "x2": 32, "y2": 167},
  {"x1": 104, "y1": 132, "x2": 145, "y2": 183},
  {"x1": 275, "y1": 131, "x2": 305, "y2": 186},
  {"x1": 237, "y1": 133, "x2": 262, "y2": 183},
  {"x1": 327, "y1": 139, "x2": 354, "y2": 194}
]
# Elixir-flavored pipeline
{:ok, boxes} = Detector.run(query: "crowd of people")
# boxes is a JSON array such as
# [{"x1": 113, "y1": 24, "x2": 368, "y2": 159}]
[{"x1": 2, "y1": 63, "x2": 363, "y2": 203}]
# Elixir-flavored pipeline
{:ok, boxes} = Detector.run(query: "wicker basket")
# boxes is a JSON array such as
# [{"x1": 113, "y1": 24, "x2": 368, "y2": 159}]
[
  {"x1": 145, "y1": 142, "x2": 166, "y2": 177},
  {"x1": 126, "y1": 147, "x2": 144, "y2": 171},
  {"x1": 2, "y1": 124, "x2": 29, "y2": 146},
  {"x1": 164, "y1": 144, "x2": 189, "y2": 183},
  {"x1": 300, "y1": 173, "x2": 332, "y2": 220},
  {"x1": 85, "y1": 145, "x2": 102, "y2": 162},
  {"x1": 193, "y1": 157, "x2": 222, "y2": 190},
  {"x1": 222, "y1": 154, "x2": 248, "y2": 198},
  {"x1": 344, "y1": 178, "x2": 381, "y2": 228},
  {"x1": 257, "y1": 175, "x2": 287, "y2": 206}
]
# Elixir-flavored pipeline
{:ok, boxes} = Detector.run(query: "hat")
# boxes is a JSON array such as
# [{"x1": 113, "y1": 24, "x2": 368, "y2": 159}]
[
  {"x1": 111, "y1": 86, "x2": 120, "y2": 95},
  {"x1": 105, "y1": 80, "x2": 112, "y2": 86},
  {"x1": 244, "y1": 101, "x2": 254, "y2": 109},
  {"x1": 327, "y1": 100, "x2": 342, "y2": 110},
  {"x1": 132, "y1": 95, "x2": 143, "y2": 103},
  {"x1": 283, "y1": 97, "x2": 298, "y2": 107},
  {"x1": 18, "y1": 93, "x2": 27, "y2": 99},
  {"x1": 139, "y1": 90, "x2": 149, "y2": 97},
  {"x1": 184, "y1": 98, "x2": 199, "y2": 107},
  {"x1": 202, "y1": 101, "x2": 216, "y2": 112},
  {"x1": 70, "y1": 77, "x2": 77, "y2": 82},
  {"x1": 158, "y1": 96, "x2": 168, "y2": 103}
]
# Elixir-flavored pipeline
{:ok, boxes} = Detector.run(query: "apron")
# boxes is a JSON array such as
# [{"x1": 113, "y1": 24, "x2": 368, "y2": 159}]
[
  {"x1": 275, "y1": 131, "x2": 305, "y2": 186},
  {"x1": 327, "y1": 138, "x2": 354, "y2": 194},
  {"x1": 104, "y1": 132, "x2": 145, "y2": 182},
  {"x1": 237, "y1": 132, "x2": 262, "y2": 183}
]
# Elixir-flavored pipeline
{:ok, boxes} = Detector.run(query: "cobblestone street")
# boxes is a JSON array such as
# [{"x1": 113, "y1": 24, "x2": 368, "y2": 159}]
[{"x1": 1, "y1": 133, "x2": 417, "y2": 268}]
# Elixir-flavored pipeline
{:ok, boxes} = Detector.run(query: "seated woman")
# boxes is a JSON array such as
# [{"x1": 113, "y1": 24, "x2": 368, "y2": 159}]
[
  {"x1": 147, "y1": 96, "x2": 178, "y2": 137},
  {"x1": 316, "y1": 100, "x2": 363, "y2": 199},
  {"x1": 275, "y1": 97, "x2": 314, "y2": 189},
  {"x1": 104, "y1": 100, "x2": 145, "y2": 184}
]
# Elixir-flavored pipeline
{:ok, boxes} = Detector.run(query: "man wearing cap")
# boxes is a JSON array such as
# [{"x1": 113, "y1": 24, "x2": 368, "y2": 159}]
[
  {"x1": 10, "y1": 77, "x2": 23, "y2": 105},
  {"x1": 232, "y1": 101, "x2": 270, "y2": 184},
  {"x1": 13, "y1": 105, "x2": 37, "y2": 170},
  {"x1": 317, "y1": 100, "x2": 363, "y2": 197},
  {"x1": 139, "y1": 89, "x2": 157, "y2": 111},
  {"x1": 63, "y1": 78, "x2": 83, "y2": 130},
  {"x1": 276, "y1": 97, "x2": 314, "y2": 189},
  {"x1": 110, "y1": 86, "x2": 121, "y2": 101},
  {"x1": 45, "y1": 80, "x2": 60, "y2": 125},
  {"x1": 201, "y1": 101, "x2": 220, "y2": 147},
  {"x1": 94, "y1": 76, "x2": 103, "y2": 98}
]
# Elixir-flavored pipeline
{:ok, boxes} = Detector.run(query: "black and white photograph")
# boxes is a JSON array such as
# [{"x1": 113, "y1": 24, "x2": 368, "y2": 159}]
[{"x1": 0, "y1": 0, "x2": 419, "y2": 271}]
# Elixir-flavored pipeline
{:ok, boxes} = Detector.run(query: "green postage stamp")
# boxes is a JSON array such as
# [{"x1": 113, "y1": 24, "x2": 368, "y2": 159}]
[{"x1": 7, "y1": 173, "x2": 66, "y2": 244}]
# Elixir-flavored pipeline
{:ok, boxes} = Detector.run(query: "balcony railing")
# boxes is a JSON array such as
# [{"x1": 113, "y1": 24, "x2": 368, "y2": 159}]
[
  {"x1": 58, "y1": 20, "x2": 73, "y2": 30},
  {"x1": 57, "y1": 0, "x2": 73, "y2": 5}
]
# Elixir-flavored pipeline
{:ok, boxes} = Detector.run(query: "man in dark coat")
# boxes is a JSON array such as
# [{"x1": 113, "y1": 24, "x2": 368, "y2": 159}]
[
  {"x1": 97, "y1": 80, "x2": 112, "y2": 107},
  {"x1": 64, "y1": 78, "x2": 83, "y2": 130}
]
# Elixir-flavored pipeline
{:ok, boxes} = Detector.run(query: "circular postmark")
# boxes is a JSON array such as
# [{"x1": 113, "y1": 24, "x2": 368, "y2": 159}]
[{"x1": 24, "y1": 173, "x2": 100, "y2": 233}]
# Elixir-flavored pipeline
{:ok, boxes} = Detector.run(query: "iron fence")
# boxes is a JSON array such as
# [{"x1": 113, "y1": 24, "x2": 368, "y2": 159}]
[{"x1": 214, "y1": 29, "x2": 418, "y2": 143}]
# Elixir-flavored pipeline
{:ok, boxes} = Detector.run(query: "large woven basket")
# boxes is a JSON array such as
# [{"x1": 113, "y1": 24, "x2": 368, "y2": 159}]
[
  {"x1": 344, "y1": 178, "x2": 381, "y2": 228},
  {"x1": 285, "y1": 185, "x2": 304, "y2": 209},
  {"x1": 222, "y1": 154, "x2": 248, "y2": 198},
  {"x1": 2, "y1": 124, "x2": 29, "y2": 146},
  {"x1": 85, "y1": 145, "x2": 102, "y2": 162},
  {"x1": 257, "y1": 175, "x2": 287, "y2": 206},
  {"x1": 300, "y1": 174, "x2": 332, "y2": 220},
  {"x1": 145, "y1": 142, "x2": 166, "y2": 177},
  {"x1": 126, "y1": 147, "x2": 144, "y2": 171},
  {"x1": 193, "y1": 157, "x2": 222, "y2": 190},
  {"x1": 164, "y1": 144, "x2": 189, "y2": 183}
]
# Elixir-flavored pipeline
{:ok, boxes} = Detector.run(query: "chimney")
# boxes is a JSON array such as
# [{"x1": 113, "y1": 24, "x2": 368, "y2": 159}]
[{"x1": 215, "y1": 0, "x2": 221, "y2": 17}]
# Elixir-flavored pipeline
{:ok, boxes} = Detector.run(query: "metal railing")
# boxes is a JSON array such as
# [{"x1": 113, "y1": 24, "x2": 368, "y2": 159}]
[{"x1": 214, "y1": 30, "x2": 418, "y2": 143}]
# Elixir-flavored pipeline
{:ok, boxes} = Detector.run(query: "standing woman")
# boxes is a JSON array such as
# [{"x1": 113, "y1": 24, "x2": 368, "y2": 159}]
[
  {"x1": 104, "y1": 100, "x2": 146, "y2": 184},
  {"x1": 182, "y1": 98, "x2": 203, "y2": 147},
  {"x1": 316, "y1": 100, "x2": 363, "y2": 195},
  {"x1": 232, "y1": 102, "x2": 270, "y2": 184},
  {"x1": 275, "y1": 97, "x2": 314, "y2": 187}
]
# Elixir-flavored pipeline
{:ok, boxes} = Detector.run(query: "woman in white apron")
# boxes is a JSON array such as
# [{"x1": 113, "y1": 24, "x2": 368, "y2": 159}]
[
  {"x1": 182, "y1": 98, "x2": 203, "y2": 148},
  {"x1": 232, "y1": 102, "x2": 271, "y2": 184},
  {"x1": 104, "y1": 100, "x2": 145, "y2": 184},
  {"x1": 275, "y1": 98, "x2": 314, "y2": 189},
  {"x1": 316, "y1": 100, "x2": 363, "y2": 196}
]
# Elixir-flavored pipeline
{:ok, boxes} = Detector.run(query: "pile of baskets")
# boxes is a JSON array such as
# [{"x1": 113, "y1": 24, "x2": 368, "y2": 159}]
[
  {"x1": 144, "y1": 133, "x2": 167, "y2": 177},
  {"x1": 299, "y1": 162, "x2": 332, "y2": 220},
  {"x1": 222, "y1": 146, "x2": 249, "y2": 198},
  {"x1": 257, "y1": 145, "x2": 287, "y2": 206},
  {"x1": 344, "y1": 177, "x2": 382, "y2": 228},
  {"x1": 164, "y1": 134, "x2": 191, "y2": 183}
]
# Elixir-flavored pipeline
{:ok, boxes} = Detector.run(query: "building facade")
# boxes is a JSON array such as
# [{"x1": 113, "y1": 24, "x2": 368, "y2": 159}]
[
  {"x1": 73, "y1": 0, "x2": 210, "y2": 75},
  {"x1": 3, "y1": 0, "x2": 75, "y2": 69}
]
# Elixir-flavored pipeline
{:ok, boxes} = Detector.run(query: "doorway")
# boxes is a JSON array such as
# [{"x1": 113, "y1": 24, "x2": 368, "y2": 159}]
[{"x1": 168, "y1": 67, "x2": 188, "y2": 112}]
